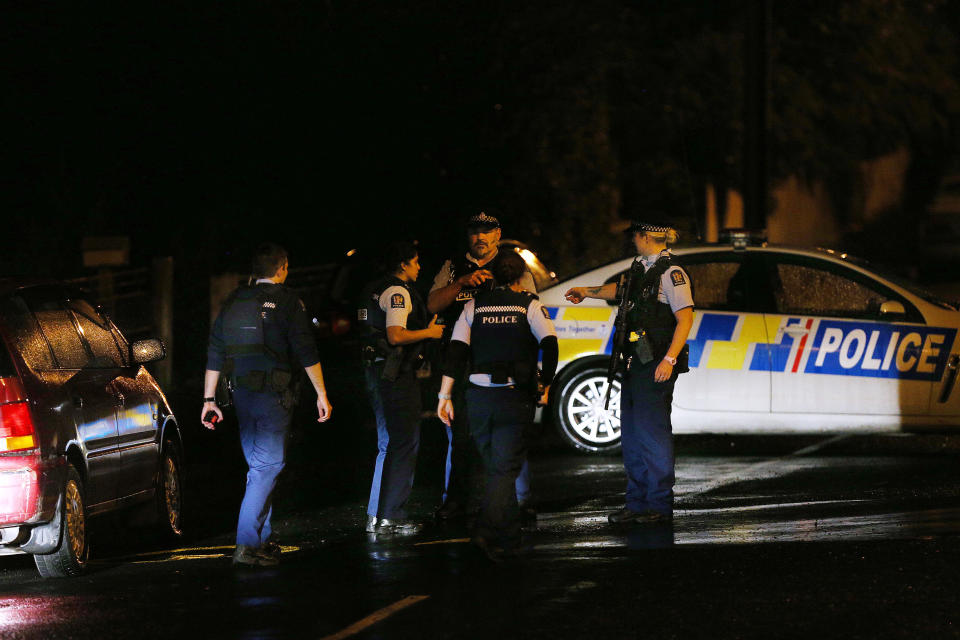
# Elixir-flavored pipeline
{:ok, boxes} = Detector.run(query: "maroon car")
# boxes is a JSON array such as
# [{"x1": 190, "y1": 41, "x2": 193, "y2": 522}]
[{"x1": 0, "y1": 280, "x2": 183, "y2": 578}]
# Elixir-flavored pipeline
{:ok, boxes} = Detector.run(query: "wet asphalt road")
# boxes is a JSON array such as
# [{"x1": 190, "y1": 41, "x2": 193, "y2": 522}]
[{"x1": 1, "y1": 394, "x2": 960, "y2": 639}]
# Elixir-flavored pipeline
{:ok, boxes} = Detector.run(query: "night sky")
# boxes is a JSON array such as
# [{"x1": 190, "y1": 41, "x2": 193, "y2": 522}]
[{"x1": 7, "y1": 3, "x2": 502, "y2": 277}]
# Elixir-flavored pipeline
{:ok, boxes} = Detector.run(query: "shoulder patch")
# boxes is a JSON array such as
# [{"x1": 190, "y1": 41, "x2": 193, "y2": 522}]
[
  {"x1": 391, "y1": 293, "x2": 406, "y2": 309},
  {"x1": 670, "y1": 270, "x2": 686, "y2": 286}
]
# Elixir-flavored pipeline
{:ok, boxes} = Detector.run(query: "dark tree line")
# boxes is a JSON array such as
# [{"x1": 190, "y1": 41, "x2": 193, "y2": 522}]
[{"x1": 6, "y1": 1, "x2": 960, "y2": 279}]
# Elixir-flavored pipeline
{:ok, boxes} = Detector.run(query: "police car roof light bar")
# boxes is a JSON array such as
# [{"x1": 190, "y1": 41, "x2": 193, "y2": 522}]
[{"x1": 720, "y1": 228, "x2": 767, "y2": 250}]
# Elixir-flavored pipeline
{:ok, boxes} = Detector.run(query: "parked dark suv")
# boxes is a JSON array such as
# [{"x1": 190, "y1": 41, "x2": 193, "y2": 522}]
[{"x1": 0, "y1": 279, "x2": 183, "y2": 578}]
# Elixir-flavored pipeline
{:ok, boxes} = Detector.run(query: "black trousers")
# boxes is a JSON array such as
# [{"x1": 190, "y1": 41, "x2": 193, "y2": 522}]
[
  {"x1": 441, "y1": 378, "x2": 485, "y2": 511},
  {"x1": 465, "y1": 386, "x2": 535, "y2": 548},
  {"x1": 365, "y1": 364, "x2": 422, "y2": 520},
  {"x1": 620, "y1": 360, "x2": 676, "y2": 514}
]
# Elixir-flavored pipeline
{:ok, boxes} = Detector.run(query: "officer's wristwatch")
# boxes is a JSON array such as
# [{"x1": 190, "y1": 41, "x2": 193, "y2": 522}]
[
  {"x1": 662, "y1": 355, "x2": 677, "y2": 366},
  {"x1": 438, "y1": 392, "x2": 452, "y2": 400}
]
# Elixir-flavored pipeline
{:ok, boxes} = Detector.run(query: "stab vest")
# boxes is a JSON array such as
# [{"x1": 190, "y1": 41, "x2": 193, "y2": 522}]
[
  {"x1": 439, "y1": 251, "x2": 510, "y2": 328},
  {"x1": 360, "y1": 276, "x2": 428, "y2": 368},
  {"x1": 222, "y1": 284, "x2": 292, "y2": 391},
  {"x1": 627, "y1": 255, "x2": 678, "y2": 361},
  {"x1": 470, "y1": 288, "x2": 540, "y2": 387}
]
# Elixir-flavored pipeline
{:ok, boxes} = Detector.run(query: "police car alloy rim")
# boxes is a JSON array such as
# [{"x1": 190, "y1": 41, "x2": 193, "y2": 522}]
[{"x1": 564, "y1": 374, "x2": 621, "y2": 444}]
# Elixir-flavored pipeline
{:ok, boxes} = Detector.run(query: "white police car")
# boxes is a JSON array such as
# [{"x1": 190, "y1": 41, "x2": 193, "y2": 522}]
[{"x1": 538, "y1": 234, "x2": 960, "y2": 454}]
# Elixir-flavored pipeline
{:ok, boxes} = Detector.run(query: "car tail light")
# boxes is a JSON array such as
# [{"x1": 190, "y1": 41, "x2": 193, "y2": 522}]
[
  {"x1": 0, "y1": 378, "x2": 40, "y2": 524},
  {"x1": 0, "y1": 378, "x2": 34, "y2": 453},
  {"x1": 0, "y1": 402, "x2": 36, "y2": 452}
]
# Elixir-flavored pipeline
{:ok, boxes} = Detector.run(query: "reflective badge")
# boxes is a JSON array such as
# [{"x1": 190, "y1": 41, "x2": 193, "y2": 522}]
[
  {"x1": 358, "y1": 308, "x2": 368, "y2": 321},
  {"x1": 391, "y1": 293, "x2": 406, "y2": 309},
  {"x1": 670, "y1": 270, "x2": 686, "y2": 286}
]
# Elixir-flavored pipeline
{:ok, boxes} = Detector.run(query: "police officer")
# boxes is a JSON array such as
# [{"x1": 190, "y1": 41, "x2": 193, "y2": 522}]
[
  {"x1": 202, "y1": 242, "x2": 333, "y2": 566},
  {"x1": 436, "y1": 251, "x2": 558, "y2": 560},
  {"x1": 564, "y1": 221, "x2": 694, "y2": 524},
  {"x1": 428, "y1": 212, "x2": 538, "y2": 523},
  {"x1": 360, "y1": 241, "x2": 444, "y2": 535}
]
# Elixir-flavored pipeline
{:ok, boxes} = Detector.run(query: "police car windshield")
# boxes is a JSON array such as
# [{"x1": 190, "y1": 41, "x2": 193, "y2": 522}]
[{"x1": 839, "y1": 253, "x2": 959, "y2": 311}]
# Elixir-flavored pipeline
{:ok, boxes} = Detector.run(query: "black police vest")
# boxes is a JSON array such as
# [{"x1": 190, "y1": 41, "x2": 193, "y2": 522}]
[
  {"x1": 222, "y1": 284, "x2": 293, "y2": 390},
  {"x1": 360, "y1": 276, "x2": 428, "y2": 360},
  {"x1": 470, "y1": 288, "x2": 540, "y2": 387},
  {"x1": 439, "y1": 251, "x2": 510, "y2": 328},
  {"x1": 627, "y1": 256, "x2": 678, "y2": 360}
]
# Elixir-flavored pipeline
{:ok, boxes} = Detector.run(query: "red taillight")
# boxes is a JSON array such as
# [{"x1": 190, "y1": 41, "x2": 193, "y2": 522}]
[{"x1": 0, "y1": 402, "x2": 36, "y2": 453}]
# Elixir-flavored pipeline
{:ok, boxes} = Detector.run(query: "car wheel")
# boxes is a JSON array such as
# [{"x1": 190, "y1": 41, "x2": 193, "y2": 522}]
[
  {"x1": 157, "y1": 441, "x2": 184, "y2": 539},
  {"x1": 553, "y1": 365, "x2": 623, "y2": 455},
  {"x1": 34, "y1": 466, "x2": 89, "y2": 578}
]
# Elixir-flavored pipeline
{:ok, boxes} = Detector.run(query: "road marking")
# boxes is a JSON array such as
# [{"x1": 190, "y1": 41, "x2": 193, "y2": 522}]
[
  {"x1": 413, "y1": 538, "x2": 471, "y2": 546},
  {"x1": 319, "y1": 595, "x2": 430, "y2": 640},
  {"x1": 683, "y1": 434, "x2": 852, "y2": 497},
  {"x1": 94, "y1": 544, "x2": 300, "y2": 565}
]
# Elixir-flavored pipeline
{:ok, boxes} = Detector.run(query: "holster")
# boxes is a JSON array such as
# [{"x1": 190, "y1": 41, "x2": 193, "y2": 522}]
[
  {"x1": 381, "y1": 346, "x2": 404, "y2": 382},
  {"x1": 629, "y1": 331, "x2": 655, "y2": 365}
]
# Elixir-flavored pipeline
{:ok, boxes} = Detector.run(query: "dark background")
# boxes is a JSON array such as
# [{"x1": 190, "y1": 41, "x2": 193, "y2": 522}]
[{"x1": 6, "y1": 0, "x2": 960, "y2": 388}]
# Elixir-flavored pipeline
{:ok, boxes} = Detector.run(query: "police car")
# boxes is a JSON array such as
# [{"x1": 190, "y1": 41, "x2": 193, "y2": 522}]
[{"x1": 538, "y1": 232, "x2": 960, "y2": 454}]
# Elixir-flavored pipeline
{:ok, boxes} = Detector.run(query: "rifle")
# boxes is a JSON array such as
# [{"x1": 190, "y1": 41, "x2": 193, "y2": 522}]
[{"x1": 604, "y1": 258, "x2": 641, "y2": 410}]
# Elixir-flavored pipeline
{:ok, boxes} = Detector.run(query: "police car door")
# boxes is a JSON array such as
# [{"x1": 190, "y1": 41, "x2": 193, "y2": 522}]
[
  {"x1": 672, "y1": 251, "x2": 772, "y2": 413},
  {"x1": 762, "y1": 253, "x2": 935, "y2": 417}
]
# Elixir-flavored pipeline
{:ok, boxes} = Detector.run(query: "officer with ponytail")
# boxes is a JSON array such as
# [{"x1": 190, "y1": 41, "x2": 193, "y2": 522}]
[
  {"x1": 436, "y1": 250, "x2": 558, "y2": 560},
  {"x1": 360, "y1": 240, "x2": 444, "y2": 536},
  {"x1": 564, "y1": 220, "x2": 694, "y2": 525}
]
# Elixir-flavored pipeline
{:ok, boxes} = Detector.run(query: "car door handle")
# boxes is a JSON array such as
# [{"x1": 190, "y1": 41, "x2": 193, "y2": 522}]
[{"x1": 781, "y1": 326, "x2": 810, "y2": 337}]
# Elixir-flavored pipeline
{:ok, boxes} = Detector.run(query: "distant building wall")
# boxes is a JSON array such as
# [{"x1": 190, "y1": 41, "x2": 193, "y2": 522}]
[
  {"x1": 706, "y1": 147, "x2": 910, "y2": 247},
  {"x1": 859, "y1": 146, "x2": 910, "y2": 223},
  {"x1": 767, "y1": 175, "x2": 841, "y2": 246}
]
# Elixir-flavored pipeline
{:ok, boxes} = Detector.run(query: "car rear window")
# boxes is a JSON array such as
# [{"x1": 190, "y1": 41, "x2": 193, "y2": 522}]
[{"x1": 0, "y1": 295, "x2": 55, "y2": 371}]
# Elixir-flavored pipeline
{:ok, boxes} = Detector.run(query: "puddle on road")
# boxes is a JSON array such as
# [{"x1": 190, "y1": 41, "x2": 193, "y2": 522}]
[{"x1": 533, "y1": 504, "x2": 960, "y2": 551}]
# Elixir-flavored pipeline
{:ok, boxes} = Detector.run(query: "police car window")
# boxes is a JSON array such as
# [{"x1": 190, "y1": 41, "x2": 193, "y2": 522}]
[
  {"x1": 772, "y1": 262, "x2": 908, "y2": 320},
  {"x1": 676, "y1": 253, "x2": 774, "y2": 312},
  {"x1": 68, "y1": 300, "x2": 125, "y2": 368}
]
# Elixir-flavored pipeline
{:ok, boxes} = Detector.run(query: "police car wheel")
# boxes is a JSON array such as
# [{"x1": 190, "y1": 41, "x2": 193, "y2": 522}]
[{"x1": 553, "y1": 365, "x2": 623, "y2": 455}]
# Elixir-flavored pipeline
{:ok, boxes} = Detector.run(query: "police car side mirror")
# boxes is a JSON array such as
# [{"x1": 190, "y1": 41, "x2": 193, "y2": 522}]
[
  {"x1": 879, "y1": 300, "x2": 906, "y2": 317},
  {"x1": 131, "y1": 338, "x2": 166, "y2": 364}
]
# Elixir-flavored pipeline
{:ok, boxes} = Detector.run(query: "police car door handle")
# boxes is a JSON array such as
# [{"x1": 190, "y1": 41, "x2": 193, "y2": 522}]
[{"x1": 781, "y1": 326, "x2": 809, "y2": 337}]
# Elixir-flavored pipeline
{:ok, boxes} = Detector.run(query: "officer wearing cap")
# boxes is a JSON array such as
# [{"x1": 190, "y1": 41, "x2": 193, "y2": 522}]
[
  {"x1": 360, "y1": 240, "x2": 444, "y2": 535},
  {"x1": 428, "y1": 212, "x2": 538, "y2": 523},
  {"x1": 202, "y1": 242, "x2": 333, "y2": 566},
  {"x1": 437, "y1": 250, "x2": 558, "y2": 560},
  {"x1": 564, "y1": 220, "x2": 694, "y2": 524}
]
